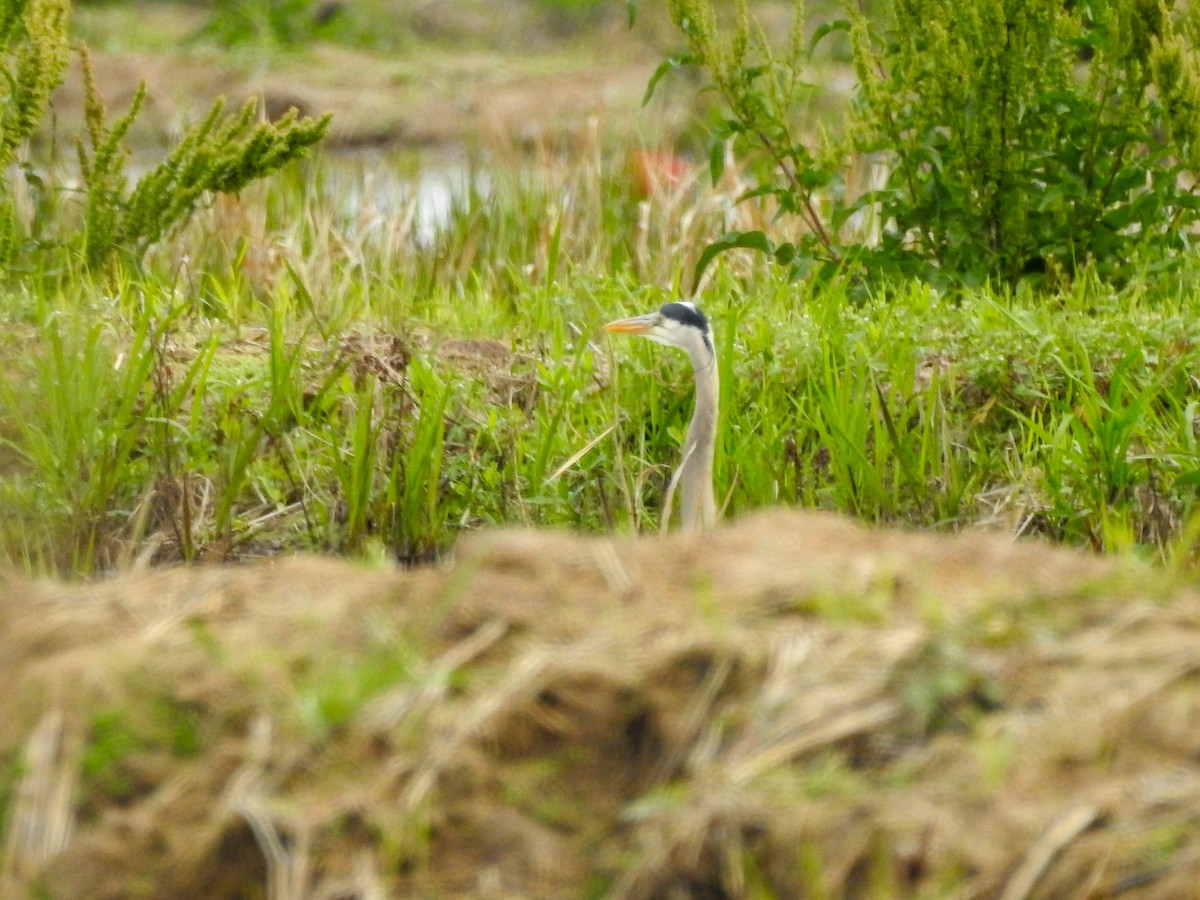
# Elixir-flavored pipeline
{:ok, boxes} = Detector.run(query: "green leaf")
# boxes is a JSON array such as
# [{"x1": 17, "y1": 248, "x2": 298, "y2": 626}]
[
  {"x1": 787, "y1": 250, "x2": 817, "y2": 281},
  {"x1": 772, "y1": 241, "x2": 796, "y2": 265},
  {"x1": 643, "y1": 54, "x2": 694, "y2": 106},
  {"x1": 692, "y1": 230, "x2": 774, "y2": 291},
  {"x1": 808, "y1": 19, "x2": 850, "y2": 56},
  {"x1": 736, "y1": 183, "x2": 789, "y2": 204},
  {"x1": 709, "y1": 138, "x2": 725, "y2": 184}
]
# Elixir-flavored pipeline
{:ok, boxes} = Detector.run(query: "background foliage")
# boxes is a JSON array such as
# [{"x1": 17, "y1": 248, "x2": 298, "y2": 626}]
[{"x1": 664, "y1": 0, "x2": 1200, "y2": 290}]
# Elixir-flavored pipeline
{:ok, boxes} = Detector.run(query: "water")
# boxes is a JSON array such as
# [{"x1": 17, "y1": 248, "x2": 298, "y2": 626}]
[{"x1": 322, "y1": 149, "x2": 488, "y2": 246}]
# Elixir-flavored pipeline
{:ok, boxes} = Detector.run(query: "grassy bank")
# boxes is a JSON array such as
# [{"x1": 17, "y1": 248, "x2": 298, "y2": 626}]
[
  {"x1": 11, "y1": 510, "x2": 1200, "y2": 898},
  {"x1": 2, "y1": 147, "x2": 1200, "y2": 576}
]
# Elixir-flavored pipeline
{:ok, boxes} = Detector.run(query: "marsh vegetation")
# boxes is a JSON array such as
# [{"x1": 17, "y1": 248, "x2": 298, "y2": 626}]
[{"x1": 6, "y1": 0, "x2": 1200, "y2": 575}]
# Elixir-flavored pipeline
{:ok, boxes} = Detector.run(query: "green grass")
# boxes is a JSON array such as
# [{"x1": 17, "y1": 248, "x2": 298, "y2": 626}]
[
  {"x1": 3, "y1": 147, "x2": 1200, "y2": 576},
  {"x1": 81, "y1": 698, "x2": 206, "y2": 809}
]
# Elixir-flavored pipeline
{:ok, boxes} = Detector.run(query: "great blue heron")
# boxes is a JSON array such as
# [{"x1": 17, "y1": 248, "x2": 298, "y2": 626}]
[{"x1": 605, "y1": 301, "x2": 718, "y2": 531}]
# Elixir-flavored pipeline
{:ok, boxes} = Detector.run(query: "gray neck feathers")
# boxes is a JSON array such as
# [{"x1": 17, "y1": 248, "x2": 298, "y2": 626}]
[{"x1": 680, "y1": 336, "x2": 718, "y2": 531}]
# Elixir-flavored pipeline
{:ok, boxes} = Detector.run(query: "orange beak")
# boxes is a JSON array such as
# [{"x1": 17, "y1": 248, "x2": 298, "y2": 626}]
[{"x1": 603, "y1": 313, "x2": 657, "y2": 335}]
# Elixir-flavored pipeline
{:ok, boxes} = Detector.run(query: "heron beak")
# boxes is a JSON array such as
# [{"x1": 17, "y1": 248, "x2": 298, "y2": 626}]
[{"x1": 604, "y1": 313, "x2": 658, "y2": 335}]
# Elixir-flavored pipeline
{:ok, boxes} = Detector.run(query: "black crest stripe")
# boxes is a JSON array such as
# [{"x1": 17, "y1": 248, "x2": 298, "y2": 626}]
[{"x1": 659, "y1": 302, "x2": 709, "y2": 333}]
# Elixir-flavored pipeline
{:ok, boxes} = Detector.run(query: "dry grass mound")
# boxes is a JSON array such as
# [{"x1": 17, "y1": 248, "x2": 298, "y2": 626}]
[{"x1": 2, "y1": 510, "x2": 1200, "y2": 898}]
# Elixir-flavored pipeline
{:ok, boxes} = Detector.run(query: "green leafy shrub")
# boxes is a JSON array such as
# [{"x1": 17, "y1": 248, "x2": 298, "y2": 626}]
[
  {"x1": 0, "y1": 0, "x2": 69, "y2": 259},
  {"x1": 0, "y1": 0, "x2": 68, "y2": 164},
  {"x1": 854, "y1": 0, "x2": 1200, "y2": 287},
  {"x1": 0, "y1": 0, "x2": 331, "y2": 277},
  {"x1": 662, "y1": 0, "x2": 1200, "y2": 290},
  {"x1": 75, "y1": 48, "x2": 331, "y2": 270},
  {"x1": 654, "y1": 0, "x2": 846, "y2": 287}
]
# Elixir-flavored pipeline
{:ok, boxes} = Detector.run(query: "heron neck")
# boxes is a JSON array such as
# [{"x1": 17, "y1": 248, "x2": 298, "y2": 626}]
[{"x1": 681, "y1": 343, "x2": 719, "y2": 530}]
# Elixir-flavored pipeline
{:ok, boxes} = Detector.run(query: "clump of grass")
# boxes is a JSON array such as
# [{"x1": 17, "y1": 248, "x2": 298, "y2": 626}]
[{"x1": 81, "y1": 699, "x2": 204, "y2": 808}]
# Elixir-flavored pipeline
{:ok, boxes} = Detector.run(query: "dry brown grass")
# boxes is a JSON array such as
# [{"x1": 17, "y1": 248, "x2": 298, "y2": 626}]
[{"x1": 2, "y1": 510, "x2": 1200, "y2": 898}]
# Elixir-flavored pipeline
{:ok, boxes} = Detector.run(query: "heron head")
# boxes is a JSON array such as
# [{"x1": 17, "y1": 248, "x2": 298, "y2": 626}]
[{"x1": 604, "y1": 301, "x2": 712, "y2": 357}]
